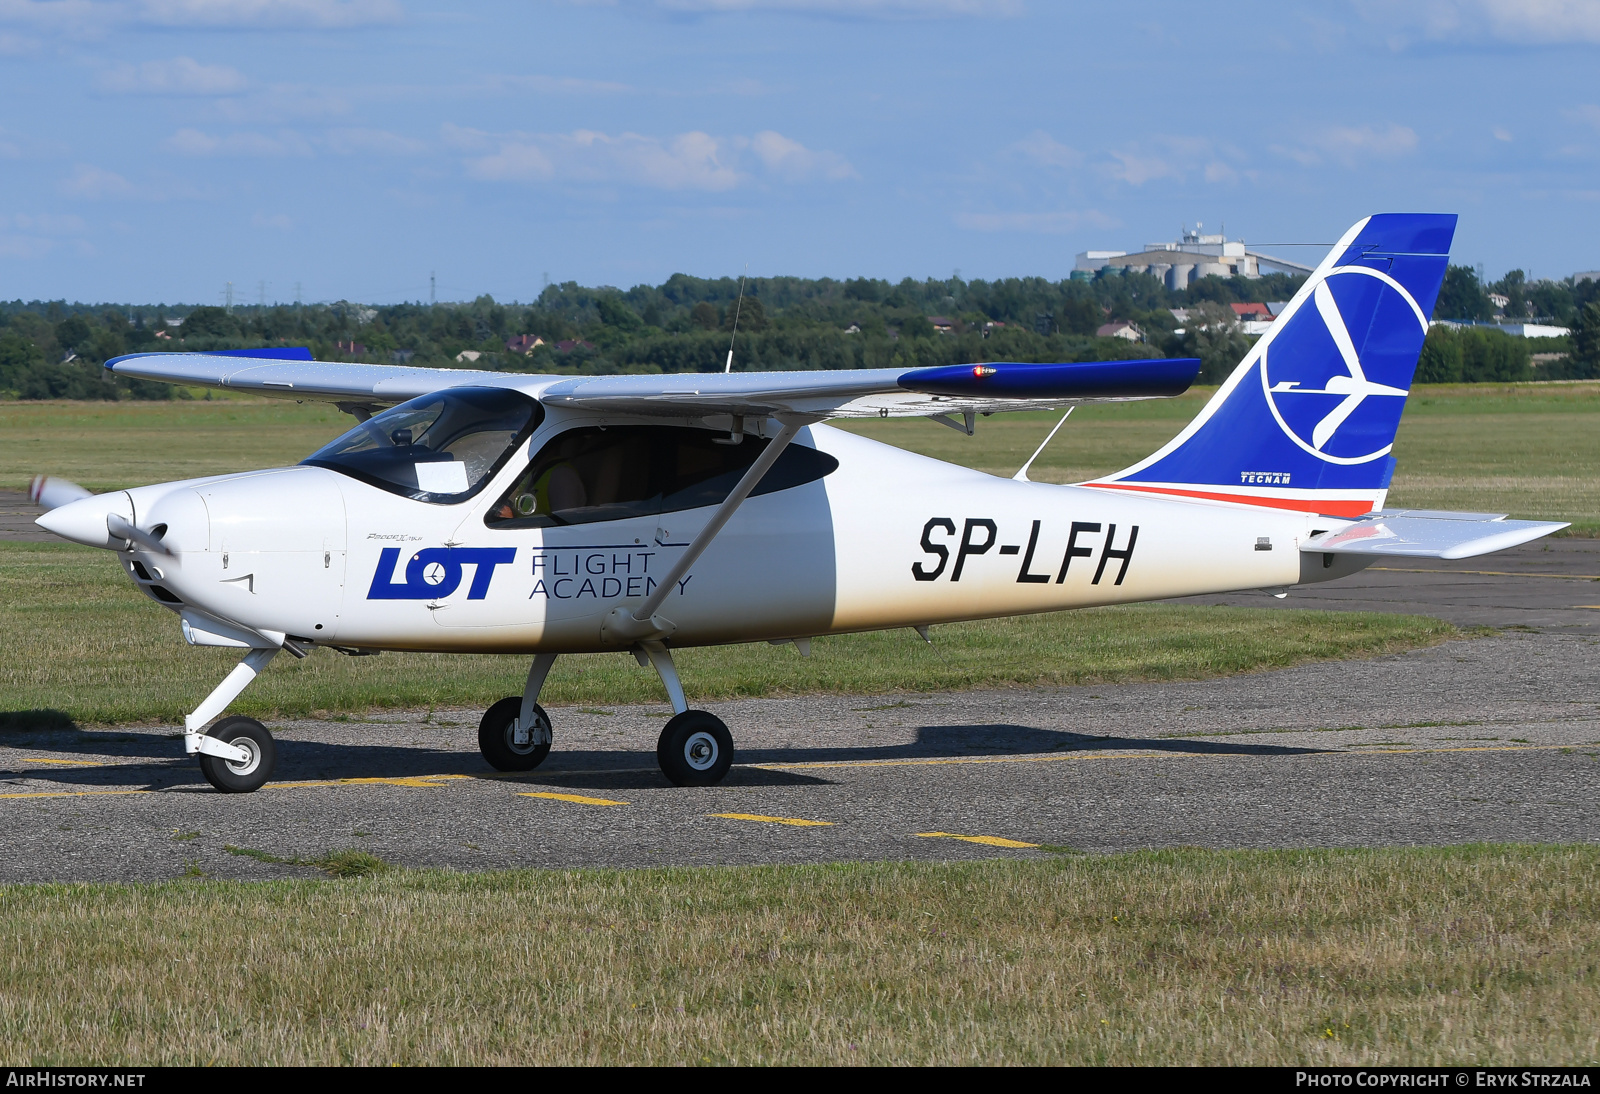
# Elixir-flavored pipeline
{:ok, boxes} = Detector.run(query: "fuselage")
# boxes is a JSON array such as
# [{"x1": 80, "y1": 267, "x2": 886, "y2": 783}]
[{"x1": 100, "y1": 409, "x2": 1365, "y2": 656}]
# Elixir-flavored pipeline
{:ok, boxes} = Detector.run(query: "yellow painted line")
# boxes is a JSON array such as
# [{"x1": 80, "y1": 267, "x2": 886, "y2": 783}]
[
  {"x1": 0, "y1": 789, "x2": 149, "y2": 800},
  {"x1": 1372, "y1": 567, "x2": 1600, "y2": 580},
  {"x1": 919, "y1": 831, "x2": 1039, "y2": 849},
  {"x1": 271, "y1": 774, "x2": 471, "y2": 790},
  {"x1": 755, "y1": 742, "x2": 1582, "y2": 773},
  {"x1": 755, "y1": 752, "x2": 1165, "y2": 772},
  {"x1": 521, "y1": 791, "x2": 629, "y2": 806},
  {"x1": 707, "y1": 812, "x2": 833, "y2": 827},
  {"x1": 22, "y1": 758, "x2": 104, "y2": 767},
  {"x1": 1577, "y1": 605, "x2": 1600, "y2": 610},
  {"x1": 1345, "y1": 744, "x2": 1579, "y2": 755}
]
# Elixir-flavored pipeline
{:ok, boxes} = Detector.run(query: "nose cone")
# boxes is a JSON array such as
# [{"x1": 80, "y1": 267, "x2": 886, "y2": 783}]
[{"x1": 36, "y1": 491, "x2": 133, "y2": 550}]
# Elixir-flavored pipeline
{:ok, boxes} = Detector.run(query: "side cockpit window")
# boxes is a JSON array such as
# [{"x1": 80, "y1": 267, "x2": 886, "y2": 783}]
[{"x1": 486, "y1": 424, "x2": 838, "y2": 528}]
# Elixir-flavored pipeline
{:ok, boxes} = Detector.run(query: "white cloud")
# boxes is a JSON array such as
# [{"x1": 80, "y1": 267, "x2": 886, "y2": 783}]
[
  {"x1": 749, "y1": 129, "x2": 856, "y2": 180},
  {"x1": 164, "y1": 127, "x2": 313, "y2": 156},
  {"x1": 1272, "y1": 123, "x2": 1418, "y2": 168},
  {"x1": 589, "y1": 0, "x2": 1021, "y2": 15},
  {"x1": 479, "y1": 74, "x2": 633, "y2": 95},
  {"x1": 1107, "y1": 148, "x2": 1172, "y2": 185},
  {"x1": 251, "y1": 211, "x2": 292, "y2": 228},
  {"x1": 213, "y1": 86, "x2": 352, "y2": 123},
  {"x1": 440, "y1": 123, "x2": 494, "y2": 152},
  {"x1": 954, "y1": 210, "x2": 1113, "y2": 234},
  {"x1": 1102, "y1": 136, "x2": 1248, "y2": 186},
  {"x1": 463, "y1": 127, "x2": 854, "y2": 190},
  {"x1": 136, "y1": 0, "x2": 403, "y2": 28},
  {"x1": 0, "y1": 212, "x2": 88, "y2": 233},
  {"x1": 1570, "y1": 104, "x2": 1600, "y2": 130},
  {"x1": 0, "y1": 235, "x2": 60, "y2": 258},
  {"x1": 96, "y1": 56, "x2": 247, "y2": 95},
  {"x1": 1011, "y1": 130, "x2": 1081, "y2": 170},
  {"x1": 2, "y1": 131, "x2": 72, "y2": 159},
  {"x1": 323, "y1": 127, "x2": 426, "y2": 155},
  {"x1": 471, "y1": 130, "x2": 740, "y2": 190},
  {"x1": 1493, "y1": 125, "x2": 1514, "y2": 141},
  {"x1": 0, "y1": 0, "x2": 107, "y2": 36},
  {"x1": 59, "y1": 163, "x2": 134, "y2": 198},
  {"x1": 0, "y1": 0, "x2": 400, "y2": 37},
  {"x1": 1357, "y1": 0, "x2": 1600, "y2": 46}
]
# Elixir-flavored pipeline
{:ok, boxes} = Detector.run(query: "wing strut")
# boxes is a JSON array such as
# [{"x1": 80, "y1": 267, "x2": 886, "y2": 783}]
[{"x1": 602, "y1": 415, "x2": 815, "y2": 643}]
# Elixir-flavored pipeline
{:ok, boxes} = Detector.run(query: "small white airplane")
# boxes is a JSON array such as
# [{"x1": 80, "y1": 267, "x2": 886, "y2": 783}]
[{"x1": 30, "y1": 213, "x2": 1568, "y2": 793}]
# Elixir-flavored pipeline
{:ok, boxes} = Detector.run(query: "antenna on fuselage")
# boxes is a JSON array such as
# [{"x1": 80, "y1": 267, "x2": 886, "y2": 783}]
[
  {"x1": 724, "y1": 266, "x2": 747, "y2": 374},
  {"x1": 1013, "y1": 407, "x2": 1073, "y2": 482}
]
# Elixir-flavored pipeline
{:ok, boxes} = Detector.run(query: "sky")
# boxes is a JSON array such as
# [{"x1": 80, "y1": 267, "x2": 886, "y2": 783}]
[{"x1": 2, "y1": 0, "x2": 1599, "y2": 304}]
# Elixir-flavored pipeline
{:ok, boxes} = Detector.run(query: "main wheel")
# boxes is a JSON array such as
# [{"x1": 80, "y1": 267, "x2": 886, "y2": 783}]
[
  {"x1": 479, "y1": 696, "x2": 552, "y2": 771},
  {"x1": 657, "y1": 710, "x2": 734, "y2": 787},
  {"x1": 198, "y1": 716, "x2": 277, "y2": 793}
]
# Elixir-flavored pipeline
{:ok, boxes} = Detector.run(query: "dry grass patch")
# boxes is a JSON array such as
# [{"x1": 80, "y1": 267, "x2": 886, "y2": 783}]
[{"x1": 0, "y1": 845, "x2": 1595, "y2": 1064}]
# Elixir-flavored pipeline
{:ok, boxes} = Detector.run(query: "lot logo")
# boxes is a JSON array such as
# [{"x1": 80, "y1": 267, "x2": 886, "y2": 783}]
[
  {"x1": 368, "y1": 546, "x2": 517, "y2": 600},
  {"x1": 1259, "y1": 267, "x2": 1428, "y2": 465}
]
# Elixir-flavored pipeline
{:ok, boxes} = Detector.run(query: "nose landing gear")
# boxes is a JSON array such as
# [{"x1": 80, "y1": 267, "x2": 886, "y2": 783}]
[{"x1": 185, "y1": 645, "x2": 281, "y2": 793}]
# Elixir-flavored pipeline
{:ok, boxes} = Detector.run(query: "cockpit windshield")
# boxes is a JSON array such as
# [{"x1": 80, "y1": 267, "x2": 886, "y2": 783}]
[{"x1": 303, "y1": 387, "x2": 541, "y2": 503}]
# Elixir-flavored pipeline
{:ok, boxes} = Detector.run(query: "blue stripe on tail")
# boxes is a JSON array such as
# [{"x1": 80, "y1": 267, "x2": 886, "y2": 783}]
[{"x1": 1096, "y1": 213, "x2": 1455, "y2": 513}]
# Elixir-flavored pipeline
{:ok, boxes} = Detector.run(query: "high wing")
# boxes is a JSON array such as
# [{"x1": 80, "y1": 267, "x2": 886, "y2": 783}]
[
  {"x1": 105, "y1": 350, "x2": 508, "y2": 414},
  {"x1": 1303, "y1": 510, "x2": 1570, "y2": 560},
  {"x1": 105, "y1": 351, "x2": 1200, "y2": 420}
]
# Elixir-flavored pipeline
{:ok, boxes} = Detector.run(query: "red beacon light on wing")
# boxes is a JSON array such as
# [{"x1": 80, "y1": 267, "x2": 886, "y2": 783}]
[{"x1": 972, "y1": 365, "x2": 996, "y2": 379}]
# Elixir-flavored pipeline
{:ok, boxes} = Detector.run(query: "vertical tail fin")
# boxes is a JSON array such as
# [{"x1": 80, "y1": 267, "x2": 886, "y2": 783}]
[{"x1": 1088, "y1": 213, "x2": 1455, "y2": 518}]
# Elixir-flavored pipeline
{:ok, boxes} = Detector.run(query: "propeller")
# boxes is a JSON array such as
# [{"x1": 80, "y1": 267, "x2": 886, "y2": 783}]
[
  {"x1": 28, "y1": 474, "x2": 92, "y2": 511},
  {"x1": 30, "y1": 475, "x2": 173, "y2": 555}
]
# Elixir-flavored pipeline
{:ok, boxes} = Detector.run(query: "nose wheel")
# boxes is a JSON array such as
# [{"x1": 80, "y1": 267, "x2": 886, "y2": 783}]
[
  {"x1": 657, "y1": 710, "x2": 734, "y2": 786},
  {"x1": 197, "y1": 716, "x2": 277, "y2": 793}
]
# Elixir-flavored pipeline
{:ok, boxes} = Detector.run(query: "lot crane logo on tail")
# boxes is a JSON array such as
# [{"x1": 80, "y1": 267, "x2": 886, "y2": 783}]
[{"x1": 1261, "y1": 268, "x2": 1428, "y2": 465}]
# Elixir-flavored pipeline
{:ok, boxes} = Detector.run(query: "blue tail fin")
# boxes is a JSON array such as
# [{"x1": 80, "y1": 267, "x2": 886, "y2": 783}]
[{"x1": 1089, "y1": 213, "x2": 1455, "y2": 517}]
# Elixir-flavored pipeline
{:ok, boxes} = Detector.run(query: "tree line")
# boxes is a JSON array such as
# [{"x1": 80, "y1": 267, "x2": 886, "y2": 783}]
[{"x1": 1, "y1": 264, "x2": 1597, "y2": 400}]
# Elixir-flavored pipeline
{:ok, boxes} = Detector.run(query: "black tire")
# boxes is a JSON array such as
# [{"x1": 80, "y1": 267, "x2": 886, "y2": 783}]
[
  {"x1": 478, "y1": 696, "x2": 552, "y2": 772},
  {"x1": 197, "y1": 716, "x2": 277, "y2": 793},
  {"x1": 656, "y1": 710, "x2": 733, "y2": 787}
]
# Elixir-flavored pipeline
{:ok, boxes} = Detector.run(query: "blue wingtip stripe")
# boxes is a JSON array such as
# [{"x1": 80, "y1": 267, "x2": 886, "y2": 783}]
[{"x1": 899, "y1": 358, "x2": 1199, "y2": 400}]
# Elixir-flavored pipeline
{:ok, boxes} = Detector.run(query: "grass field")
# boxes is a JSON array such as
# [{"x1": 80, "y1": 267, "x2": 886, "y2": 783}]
[
  {"x1": 0, "y1": 539, "x2": 1451, "y2": 725},
  {"x1": 1, "y1": 845, "x2": 1595, "y2": 1065},
  {"x1": 4, "y1": 380, "x2": 1597, "y2": 532}
]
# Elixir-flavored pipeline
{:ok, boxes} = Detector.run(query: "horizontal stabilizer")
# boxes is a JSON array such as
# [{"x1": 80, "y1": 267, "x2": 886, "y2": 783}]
[{"x1": 1303, "y1": 510, "x2": 1569, "y2": 560}]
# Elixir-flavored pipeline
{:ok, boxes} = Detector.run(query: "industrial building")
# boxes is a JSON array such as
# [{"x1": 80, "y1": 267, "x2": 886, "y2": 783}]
[{"x1": 1075, "y1": 224, "x2": 1313, "y2": 291}]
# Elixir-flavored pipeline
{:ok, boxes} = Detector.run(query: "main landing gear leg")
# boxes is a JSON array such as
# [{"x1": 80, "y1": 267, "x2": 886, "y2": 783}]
[
  {"x1": 479, "y1": 653, "x2": 556, "y2": 771},
  {"x1": 639, "y1": 640, "x2": 733, "y2": 787},
  {"x1": 187, "y1": 646, "x2": 279, "y2": 794}
]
